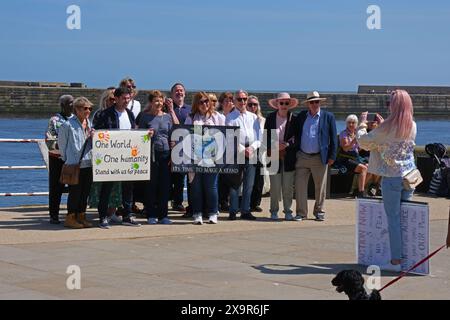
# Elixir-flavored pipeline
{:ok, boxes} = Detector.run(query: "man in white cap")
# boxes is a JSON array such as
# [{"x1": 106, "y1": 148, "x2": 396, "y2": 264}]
[{"x1": 292, "y1": 91, "x2": 337, "y2": 221}]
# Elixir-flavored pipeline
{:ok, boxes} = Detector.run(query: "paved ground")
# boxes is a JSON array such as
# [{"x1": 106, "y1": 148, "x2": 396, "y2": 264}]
[{"x1": 0, "y1": 194, "x2": 449, "y2": 300}]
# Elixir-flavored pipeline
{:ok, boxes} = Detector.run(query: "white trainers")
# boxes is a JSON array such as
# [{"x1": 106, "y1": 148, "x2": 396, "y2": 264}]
[
  {"x1": 270, "y1": 213, "x2": 279, "y2": 221},
  {"x1": 380, "y1": 262, "x2": 402, "y2": 272},
  {"x1": 193, "y1": 214, "x2": 203, "y2": 225},
  {"x1": 208, "y1": 214, "x2": 218, "y2": 224}
]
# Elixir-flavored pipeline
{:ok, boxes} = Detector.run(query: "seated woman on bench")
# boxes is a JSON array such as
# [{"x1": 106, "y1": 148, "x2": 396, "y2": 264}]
[{"x1": 335, "y1": 114, "x2": 369, "y2": 197}]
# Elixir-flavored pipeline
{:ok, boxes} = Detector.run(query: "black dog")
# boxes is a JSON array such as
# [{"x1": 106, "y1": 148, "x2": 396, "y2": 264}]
[{"x1": 331, "y1": 270, "x2": 381, "y2": 300}]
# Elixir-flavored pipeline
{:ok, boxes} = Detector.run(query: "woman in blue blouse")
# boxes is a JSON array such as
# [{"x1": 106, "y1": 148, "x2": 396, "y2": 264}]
[{"x1": 58, "y1": 97, "x2": 94, "y2": 229}]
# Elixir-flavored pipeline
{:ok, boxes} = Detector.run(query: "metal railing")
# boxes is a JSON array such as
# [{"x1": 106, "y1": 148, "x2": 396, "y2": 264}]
[{"x1": 0, "y1": 138, "x2": 49, "y2": 197}]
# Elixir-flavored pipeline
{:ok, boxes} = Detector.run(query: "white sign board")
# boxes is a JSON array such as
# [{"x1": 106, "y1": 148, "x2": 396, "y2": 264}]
[
  {"x1": 356, "y1": 198, "x2": 429, "y2": 275},
  {"x1": 92, "y1": 130, "x2": 150, "y2": 182}
]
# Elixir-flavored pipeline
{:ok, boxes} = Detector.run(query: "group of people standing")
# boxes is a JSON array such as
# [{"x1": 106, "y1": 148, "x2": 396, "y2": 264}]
[{"x1": 46, "y1": 81, "x2": 419, "y2": 271}]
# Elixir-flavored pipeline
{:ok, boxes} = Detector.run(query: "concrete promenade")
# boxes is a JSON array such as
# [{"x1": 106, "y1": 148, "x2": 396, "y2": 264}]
[{"x1": 0, "y1": 194, "x2": 449, "y2": 300}]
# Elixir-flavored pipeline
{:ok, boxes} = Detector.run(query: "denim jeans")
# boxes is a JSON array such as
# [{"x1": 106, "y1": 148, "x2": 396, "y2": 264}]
[
  {"x1": 381, "y1": 176, "x2": 414, "y2": 261},
  {"x1": 190, "y1": 172, "x2": 219, "y2": 216},
  {"x1": 230, "y1": 164, "x2": 256, "y2": 215}
]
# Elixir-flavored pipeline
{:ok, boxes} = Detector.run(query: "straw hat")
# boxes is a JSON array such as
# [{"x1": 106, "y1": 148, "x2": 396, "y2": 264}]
[
  {"x1": 302, "y1": 91, "x2": 327, "y2": 105},
  {"x1": 268, "y1": 92, "x2": 299, "y2": 109}
]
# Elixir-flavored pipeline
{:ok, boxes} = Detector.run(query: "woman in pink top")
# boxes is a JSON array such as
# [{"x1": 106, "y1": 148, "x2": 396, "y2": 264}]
[{"x1": 185, "y1": 92, "x2": 225, "y2": 225}]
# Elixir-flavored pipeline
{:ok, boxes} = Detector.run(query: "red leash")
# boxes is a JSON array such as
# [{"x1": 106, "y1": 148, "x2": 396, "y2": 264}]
[{"x1": 379, "y1": 244, "x2": 446, "y2": 292}]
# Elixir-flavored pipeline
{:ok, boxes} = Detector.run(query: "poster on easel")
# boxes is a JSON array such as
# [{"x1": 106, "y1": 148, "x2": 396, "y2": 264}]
[{"x1": 356, "y1": 198, "x2": 429, "y2": 275}]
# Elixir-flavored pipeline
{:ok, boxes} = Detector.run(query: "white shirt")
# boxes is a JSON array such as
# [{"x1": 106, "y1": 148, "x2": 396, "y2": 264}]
[
  {"x1": 225, "y1": 108, "x2": 261, "y2": 152},
  {"x1": 127, "y1": 99, "x2": 141, "y2": 119},
  {"x1": 116, "y1": 110, "x2": 131, "y2": 130}
]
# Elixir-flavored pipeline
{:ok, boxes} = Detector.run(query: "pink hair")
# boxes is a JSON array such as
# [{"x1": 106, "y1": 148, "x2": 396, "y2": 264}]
[{"x1": 378, "y1": 89, "x2": 414, "y2": 139}]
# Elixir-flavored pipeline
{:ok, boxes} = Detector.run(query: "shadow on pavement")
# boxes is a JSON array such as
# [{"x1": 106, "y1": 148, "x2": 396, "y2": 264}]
[{"x1": 252, "y1": 263, "x2": 425, "y2": 277}]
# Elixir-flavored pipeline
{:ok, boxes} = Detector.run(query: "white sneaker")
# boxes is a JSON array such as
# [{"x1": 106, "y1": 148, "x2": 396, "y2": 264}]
[
  {"x1": 208, "y1": 214, "x2": 218, "y2": 224},
  {"x1": 270, "y1": 213, "x2": 279, "y2": 221},
  {"x1": 380, "y1": 262, "x2": 402, "y2": 272},
  {"x1": 193, "y1": 214, "x2": 203, "y2": 225},
  {"x1": 110, "y1": 213, "x2": 122, "y2": 224}
]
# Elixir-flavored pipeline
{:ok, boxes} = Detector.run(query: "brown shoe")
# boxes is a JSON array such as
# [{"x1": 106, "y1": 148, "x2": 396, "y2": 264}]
[
  {"x1": 64, "y1": 213, "x2": 84, "y2": 229},
  {"x1": 77, "y1": 213, "x2": 93, "y2": 228}
]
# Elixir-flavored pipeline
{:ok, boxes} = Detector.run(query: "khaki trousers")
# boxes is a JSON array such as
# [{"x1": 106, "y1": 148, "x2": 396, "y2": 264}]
[{"x1": 295, "y1": 151, "x2": 328, "y2": 218}]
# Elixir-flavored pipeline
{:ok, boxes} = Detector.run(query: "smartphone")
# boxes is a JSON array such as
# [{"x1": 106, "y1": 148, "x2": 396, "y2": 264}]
[{"x1": 366, "y1": 113, "x2": 378, "y2": 122}]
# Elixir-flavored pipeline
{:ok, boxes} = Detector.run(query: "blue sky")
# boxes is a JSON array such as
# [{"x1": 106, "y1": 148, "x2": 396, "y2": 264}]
[{"x1": 1, "y1": 0, "x2": 449, "y2": 92}]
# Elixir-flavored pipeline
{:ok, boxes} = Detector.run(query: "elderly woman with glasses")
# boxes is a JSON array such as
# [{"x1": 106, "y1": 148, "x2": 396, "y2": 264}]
[
  {"x1": 185, "y1": 92, "x2": 225, "y2": 225},
  {"x1": 335, "y1": 114, "x2": 369, "y2": 198},
  {"x1": 58, "y1": 97, "x2": 95, "y2": 229}
]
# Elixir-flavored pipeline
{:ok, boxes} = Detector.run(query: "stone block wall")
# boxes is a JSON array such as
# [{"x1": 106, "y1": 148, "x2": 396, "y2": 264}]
[{"x1": 0, "y1": 86, "x2": 449, "y2": 117}]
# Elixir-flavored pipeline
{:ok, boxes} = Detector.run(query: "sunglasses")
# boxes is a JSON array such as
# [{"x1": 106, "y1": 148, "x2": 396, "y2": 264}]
[
  {"x1": 211, "y1": 100, "x2": 217, "y2": 103},
  {"x1": 279, "y1": 101, "x2": 291, "y2": 106},
  {"x1": 127, "y1": 85, "x2": 136, "y2": 89},
  {"x1": 247, "y1": 103, "x2": 258, "y2": 107},
  {"x1": 236, "y1": 97, "x2": 248, "y2": 102},
  {"x1": 200, "y1": 99, "x2": 209, "y2": 105},
  {"x1": 308, "y1": 100, "x2": 320, "y2": 105},
  {"x1": 83, "y1": 107, "x2": 93, "y2": 111}
]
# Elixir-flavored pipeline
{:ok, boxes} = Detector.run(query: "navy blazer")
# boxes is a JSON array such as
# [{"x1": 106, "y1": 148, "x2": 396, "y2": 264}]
[{"x1": 291, "y1": 109, "x2": 337, "y2": 165}]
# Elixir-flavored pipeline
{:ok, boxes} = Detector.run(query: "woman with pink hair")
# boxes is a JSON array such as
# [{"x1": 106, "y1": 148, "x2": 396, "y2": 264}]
[{"x1": 357, "y1": 89, "x2": 417, "y2": 272}]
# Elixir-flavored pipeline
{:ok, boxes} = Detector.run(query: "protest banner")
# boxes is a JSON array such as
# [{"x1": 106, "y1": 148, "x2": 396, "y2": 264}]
[
  {"x1": 356, "y1": 198, "x2": 429, "y2": 274},
  {"x1": 92, "y1": 130, "x2": 150, "y2": 182},
  {"x1": 170, "y1": 124, "x2": 240, "y2": 174}
]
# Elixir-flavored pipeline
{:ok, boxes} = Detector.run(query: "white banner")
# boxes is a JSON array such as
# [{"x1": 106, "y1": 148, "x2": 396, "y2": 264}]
[
  {"x1": 92, "y1": 130, "x2": 151, "y2": 182},
  {"x1": 356, "y1": 198, "x2": 429, "y2": 275}
]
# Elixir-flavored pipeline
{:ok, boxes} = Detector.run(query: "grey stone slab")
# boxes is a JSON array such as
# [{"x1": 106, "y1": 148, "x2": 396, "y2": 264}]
[
  {"x1": 0, "y1": 289, "x2": 60, "y2": 300},
  {"x1": 0, "y1": 245, "x2": 54, "y2": 263},
  {"x1": 0, "y1": 261, "x2": 53, "y2": 285}
]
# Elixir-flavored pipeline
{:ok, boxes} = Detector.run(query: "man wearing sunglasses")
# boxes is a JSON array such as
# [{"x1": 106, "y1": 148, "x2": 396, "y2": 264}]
[
  {"x1": 291, "y1": 91, "x2": 337, "y2": 222},
  {"x1": 225, "y1": 90, "x2": 262, "y2": 221}
]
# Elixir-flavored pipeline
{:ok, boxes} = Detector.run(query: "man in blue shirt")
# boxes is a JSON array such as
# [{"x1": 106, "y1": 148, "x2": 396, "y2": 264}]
[
  {"x1": 168, "y1": 83, "x2": 192, "y2": 214},
  {"x1": 292, "y1": 91, "x2": 337, "y2": 221}
]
